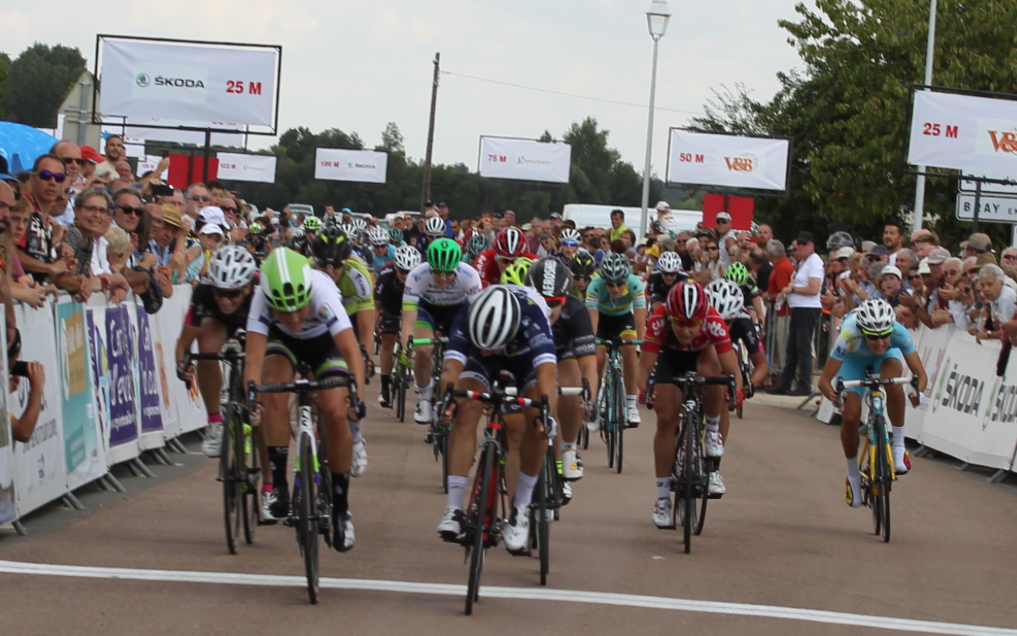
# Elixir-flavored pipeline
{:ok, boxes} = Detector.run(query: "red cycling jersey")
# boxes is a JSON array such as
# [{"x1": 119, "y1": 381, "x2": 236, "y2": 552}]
[
  {"x1": 474, "y1": 247, "x2": 540, "y2": 287},
  {"x1": 642, "y1": 304, "x2": 733, "y2": 355}
]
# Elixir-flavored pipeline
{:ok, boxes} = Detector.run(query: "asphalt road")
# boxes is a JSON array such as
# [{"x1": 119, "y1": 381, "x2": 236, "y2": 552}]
[{"x1": 3, "y1": 383, "x2": 1017, "y2": 636}]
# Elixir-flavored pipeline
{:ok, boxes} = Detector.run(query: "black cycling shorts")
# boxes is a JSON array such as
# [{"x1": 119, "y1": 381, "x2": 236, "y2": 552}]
[
  {"x1": 727, "y1": 317, "x2": 763, "y2": 356},
  {"x1": 652, "y1": 348, "x2": 703, "y2": 382},
  {"x1": 265, "y1": 327, "x2": 348, "y2": 380},
  {"x1": 595, "y1": 312, "x2": 636, "y2": 342},
  {"x1": 379, "y1": 309, "x2": 400, "y2": 335}
]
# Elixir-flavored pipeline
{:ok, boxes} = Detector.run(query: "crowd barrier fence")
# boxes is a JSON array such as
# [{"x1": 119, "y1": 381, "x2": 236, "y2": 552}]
[{"x1": 0, "y1": 286, "x2": 208, "y2": 532}]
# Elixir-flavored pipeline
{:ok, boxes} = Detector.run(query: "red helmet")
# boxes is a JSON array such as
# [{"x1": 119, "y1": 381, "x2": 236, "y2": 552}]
[
  {"x1": 666, "y1": 281, "x2": 709, "y2": 322},
  {"x1": 495, "y1": 227, "x2": 526, "y2": 260}
]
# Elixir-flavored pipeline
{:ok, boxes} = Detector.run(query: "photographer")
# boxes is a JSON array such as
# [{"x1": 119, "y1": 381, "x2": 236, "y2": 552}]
[{"x1": 8, "y1": 329, "x2": 45, "y2": 444}]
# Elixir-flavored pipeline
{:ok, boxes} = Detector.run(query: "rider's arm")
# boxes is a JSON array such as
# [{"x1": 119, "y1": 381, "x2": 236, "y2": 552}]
[
  {"x1": 903, "y1": 350, "x2": 927, "y2": 396},
  {"x1": 439, "y1": 358, "x2": 464, "y2": 400},
  {"x1": 638, "y1": 310, "x2": 665, "y2": 391},
  {"x1": 631, "y1": 276, "x2": 647, "y2": 340},
  {"x1": 244, "y1": 330, "x2": 267, "y2": 390},
  {"x1": 333, "y1": 327, "x2": 366, "y2": 414},
  {"x1": 818, "y1": 357, "x2": 843, "y2": 402},
  {"x1": 400, "y1": 266, "x2": 423, "y2": 347},
  {"x1": 638, "y1": 350, "x2": 658, "y2": 393},
  {"x1": 176, "y1": 324, "x2": 201, "y2": 373},
  {"x1": 534, "y1": 361, "x2": 558, "y2": 429},
  {"x1": 717, "y1": 349, "x2": 742, "y2": 395},
  {"x1": 634, "y1": 307, "x2": 647, "y2": 341},
  {"x1": 356, "y1": 308, "x2": 376, "y2": 353}
]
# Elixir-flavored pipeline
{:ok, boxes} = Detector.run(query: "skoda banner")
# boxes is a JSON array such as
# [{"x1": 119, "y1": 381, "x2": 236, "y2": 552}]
[
  {"x1": 97, "y1": 37, "x2": 279, "y2": 129},
  {"x1": 216, "y1": 153, "x2": 277, "y2": 183},
  {"x1": 478, "y1": 137, "x2": 572, "y2": 184},
  {"x1": 314, "y1": 149, "x2": 388, "y2": 184},
  {"x1": 666, "y1": 130, "x2": 791, "y2": 193},
  {"x1": 908, "y1": 90, "x2": 1017, "y2": 176}
]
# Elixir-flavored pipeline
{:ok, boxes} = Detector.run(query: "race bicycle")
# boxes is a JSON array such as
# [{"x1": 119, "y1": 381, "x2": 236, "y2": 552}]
[
  {"x1": 836, "y1": 372, "x2": 917, "y2": 543},
  {"x1": 412, "y1": 336, "x2": 451, "y2": 492},
  {"x1": 596, "y1": 338, "x2": 642, "y2": 473},
  {"x1": 249, "y1": 371, "x2": 360, "y2": 604},
  {"x1": 391, "y1": 342, "x2": 413, "y2": 422},
  {"x1": 648, "y1": 371, "x2": 735, "y2": 554}
]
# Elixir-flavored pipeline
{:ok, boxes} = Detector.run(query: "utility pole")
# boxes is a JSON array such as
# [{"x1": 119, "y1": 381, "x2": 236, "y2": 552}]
[{"x1": 421, "y1": 52, "x2": 440, "y2": 211}]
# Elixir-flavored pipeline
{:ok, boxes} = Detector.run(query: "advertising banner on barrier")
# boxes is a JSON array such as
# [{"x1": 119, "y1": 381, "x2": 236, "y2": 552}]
[
  {"x1": 158, "y1": 288, "x2": 206, "y2": 434},
  {"x1": 147, "y1": 301, "x2": 180, "y2": 441},
  {"x1": 105, "y1": 305, "x2": 138, "y2": 451},
  {"x1": 0, "y1": 325, "x2": 13, "y2": 525},
  {"x1": 920, "y1": 334, "x2": 1017, "y2": 470},
  {"x1": 13, "y1": 302, "x2": 68, "y2": 516},
  {"x1": 134, "y1": 306, "x2": 164, "y2": 440},
  {"x1": 908, "y1": 90, "x2": 1017, "y2": 175},
  {"x1": 666, "y1": 130, "x2": 791, "y2": 192},
  {"x1": 97, "y1": 38, "x2": 279, "y2": 128},
  {"x1": 478, "y1": 137, "x2": 571, "y2": 184},
  {"x1": 215, "y1": 152, "x2": 277, "y2": 183},
  {"x1": 314, "y1": 149, "x2": 388, "y2": 183},
  {"x1": 57, "y1": 299, "x2": 103, "y2": 491},
  {"x1": 904, "y1": 325, "x2": 950, "y2": 440},
  {"x1": 86, "y1": 304, "x2": 140, "y2": 466}
]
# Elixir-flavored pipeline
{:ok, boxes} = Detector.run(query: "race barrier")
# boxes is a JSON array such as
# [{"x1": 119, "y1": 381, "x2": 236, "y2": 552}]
[{"x1": 0, "y1": 286, "x2": 208, "y2": 531}]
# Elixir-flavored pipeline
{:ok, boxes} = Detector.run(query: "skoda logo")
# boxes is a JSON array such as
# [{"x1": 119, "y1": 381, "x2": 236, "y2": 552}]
[{"x1": 136, "y1": 73, "x2": 150, "y2": 88}]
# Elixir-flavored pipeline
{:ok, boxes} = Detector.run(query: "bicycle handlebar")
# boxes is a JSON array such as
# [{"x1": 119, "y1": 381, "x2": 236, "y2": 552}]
[
  {"x1": 411, "y1": 337, "x2": 448, "y2": 346},
  {"x1": 183, "y1": 351, "x2": 245, "y2": 363},
  {"x1": 835, "y1": 375, "x2": 917, "y2": 397},
  {"x1": 250, "y1": 376, "x2": 356, "y2": 395},
  {"x1": 648, "y1": 372, "x2": 736, "y2": 392},
  {"x1": 504, "y1": 386, "x2": 584, "y2": 396},
  {"x1": 595, "y1": 338, "x2": 643, "y2": 347}
]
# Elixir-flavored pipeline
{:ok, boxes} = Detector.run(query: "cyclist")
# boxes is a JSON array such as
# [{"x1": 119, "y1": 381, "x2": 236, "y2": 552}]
[
  {"x1": 374, "y1": 245, "x2": 422, "y2": 407},
  {"x1": 292, "y1": 216, "x2": 320, "y2": 258},
  {"x1": 569, "y1": 249, "x2": 597, "y2": 300},
  {"x1": 724, "y1": 261, "x2": 765, "y2": 326},
  {"x1": 586, "y1": 253, "x2": 647, "y2": 426},
  {"x1": 341, "y1": 222, "x2": 373, "y2": 266},
  {"x1": 368, "y1": 227, "x2": 397, "y2": 276},
  {"x1": 464, "y1": 233, "x2": 488, "y2": 267},
  {"x1": 436, "y1": 285, "x2": 558, "y2": 553},
  {"x1": 527, "y1": 258, "x2": 598, "y2": 486},
  {"x1": 638, "y1": 281, "x2": 742, "y2": 526},
  {"x1": 244, "y1": 248, "x2": 367, "y2": 550},
  {"x1": 646, "y1": 251, "x2": 687, "y2": 311},
  {"x1": 245, "y1": 224, "x2": 267, "y2": 263},
  {"x1": 558, "y1": 228, "x2": 582, "y2": 265},
  {"x1": 474, "y1": 227, "x2": 539, "y2": 288},
  {"x1": 415, "y1": 215, "x2": 448, "y2": 256},
  {"x1": 817, "y1": 298, "x2": 927, "y2": 507},
  {"x1": 401, "y1": 238, "x2": 483, "y2": 423},
  {"x1": 388, "y1": 226, "x2": 406, "y2": 248},
  {"x1": 309, "y1": 226, "x2": 376, "y2": 477},
  {"x1": 176, "y1": 245, "x2": 258, "y2": 458},
  {"x1": 707, "y1": 278, "x2": 768, "y2": 435}
]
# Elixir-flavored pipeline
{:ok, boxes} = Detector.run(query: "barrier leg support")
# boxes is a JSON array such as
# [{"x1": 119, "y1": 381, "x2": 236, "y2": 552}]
[
  {"x1": 132, "y1": 457, "x2": 156, "y2": 478},
  {"x1": 12, "y1": 520, "x2": 27, "y2": 536},
  {"x1": 958, "y1": 463, "x2": 970, "y2": 472},
  {"x1": 104, "y1": 473, "x2": 127, "y2": 493},
  {"x1": 168, "y1": 438, "x2": 189, "y2": 454},
  {"x1": 155, "y1": 448, "x2": 174, "y2": 465},
  {"x1": 988, "y1": 469, "x2": 1008, "y2": 484},
  {"x1": 125, "y1": 462, "x2": 140, "y2": 477},
  {"x1": 62, "y1": 493, "x2": 85, "y2": 510}
]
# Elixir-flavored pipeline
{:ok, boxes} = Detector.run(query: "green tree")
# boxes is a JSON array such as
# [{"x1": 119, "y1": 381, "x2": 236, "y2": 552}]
[
  {"x1": 1, "y1": 43, "x2": 85, "y2": 127},
  {"x1": 380, "y1": 122, "x2": 405, "y2": 155},
  {"x1": 0, "y1": 53, "x2": 10, "y2": 119}
]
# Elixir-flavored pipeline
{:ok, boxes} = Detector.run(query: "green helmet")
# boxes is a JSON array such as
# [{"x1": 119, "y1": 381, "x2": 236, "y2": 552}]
[
  {"x1": 725, "y1": 262, "x2": 750, "y2": 287},
  {"x1": 599, "y1": 253, "x2": 631, "y2": 283},
  {"x1": 427, "y1": 238, "x2": 461, "y2": 272},
  {"x1": 248, "y1": 223, "x2": 262, "y2": 236},
  {"x1": 260, "y1": 247, "x2": 315, "y2": 311},
  {"x1": 388, "y1": 227, "x2": 403, "y2": 244},
  {"x1": 303, "y1": 216, "x2": 322, "y2": 232},
  {"x1": 500, "y1": 257, "x2": 533, "y2": 285},
  {"x1": 466, "y1": 233, "x2": 489, "y2": 258}
]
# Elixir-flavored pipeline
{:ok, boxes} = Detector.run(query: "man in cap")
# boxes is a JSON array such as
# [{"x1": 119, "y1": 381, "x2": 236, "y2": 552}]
[
  {"x1": 714, "y1": 211, "x2": 739, "y2": 269},
  {"x1": 549, "y1": 212, "x2": 564, "y2": 232},
  {"x1": 880, "y1": 265, "x2": 906, "y2": 307},
  {"x1": 961, "y1": 233, "x2": 996, "y2": 269},
  {"x1": 653, "y1": 200, "x2": 678, "y2": 236},
  {"x1": 905, "y1": 248, "x2": 953, "y2": 328},
  {"x1": 909, "y1": 229, "x2": 938, "y2": 259},
  {"x1": 770, "y1": 231, "x2": 824, "y2": 396}
]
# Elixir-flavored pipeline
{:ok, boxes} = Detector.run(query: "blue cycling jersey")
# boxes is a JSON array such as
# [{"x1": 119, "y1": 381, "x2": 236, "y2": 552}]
[{"x1": 831, "y1": 311, "x2": 916, "y2": 361}]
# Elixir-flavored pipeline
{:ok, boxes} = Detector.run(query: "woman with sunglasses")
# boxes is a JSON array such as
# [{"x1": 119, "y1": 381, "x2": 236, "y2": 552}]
[
  {"x1": 638, "y1": 281, "x2": 742, "y2": 526},
  {"x1": 175, "y1": 245, "x2": 258, "y2": 458},
  {"x1": 646, "y1": 250, "x2": 687, "y2": 311},
  {"x1": 586, "y1": 253, "x2": 647, "y2": 426},
  {"x1": 557, "y1": 228, "x2": 583, "y2": 265},
  {"x1": 401, "y1": 239, "x2": 483, "y2": 424},
  {"x1": 569, "y1": 249, "x2": 597, "y2": 299},
  {"x1": 374, "y1": 245, "x2": 422, "y2": 408},
  {"x1": 818, "y1": 299, "x2": 927, "y2": 508}
]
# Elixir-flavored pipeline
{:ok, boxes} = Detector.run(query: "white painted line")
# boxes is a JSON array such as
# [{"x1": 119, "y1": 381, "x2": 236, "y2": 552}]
[{"x1": 0, "y1": 559, "x2": 1012, "y2": 635}]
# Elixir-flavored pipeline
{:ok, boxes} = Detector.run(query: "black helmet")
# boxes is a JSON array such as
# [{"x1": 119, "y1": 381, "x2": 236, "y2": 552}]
[
  {"x1": 311, "y1": 226, "x2": 353, "y2": 267},
  {"x1": 527, "y1": 257, "x2": 573, "y2": 298},
  {"x1": 570, "y1": 248, "x2": 597, "y2": 280}
]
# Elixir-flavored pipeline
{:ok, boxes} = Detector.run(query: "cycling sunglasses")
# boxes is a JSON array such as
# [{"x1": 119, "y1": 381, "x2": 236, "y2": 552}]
[
  {"x1": 34, "y1": 170, "x2": 66, "y2": 183},
  {"x1": 604, "y1": 280, "x2": 626, "y2": 288},
  {"x1": 669, "y1": 316, "x2": 703, "y2": 329},
  {"x1": 213, "y1": 288, "x2": 244, "y2": 299},
  {"x1": 561, "y1": 240, "x2": 578, "y2": 247},
  {"x1": 862, "y1": 331, "x2": 891, "y2": 341},
  {"x1": 543, "y1": 295, "x2": 566, "y2": 308}
]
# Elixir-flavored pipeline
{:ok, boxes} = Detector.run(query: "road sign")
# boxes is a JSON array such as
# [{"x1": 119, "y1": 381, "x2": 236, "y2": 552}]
[
  {"x1": 959, "y1": 174, "x2": 1017, "y2": 195},
  {"x1": 956, "y1": 193, "x2": 1017, "y2": 222}
]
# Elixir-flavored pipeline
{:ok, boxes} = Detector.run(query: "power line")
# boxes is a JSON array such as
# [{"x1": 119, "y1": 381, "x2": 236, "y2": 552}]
[{"x1": 440, "y1": 70, "x2": 703, "y2": 117}]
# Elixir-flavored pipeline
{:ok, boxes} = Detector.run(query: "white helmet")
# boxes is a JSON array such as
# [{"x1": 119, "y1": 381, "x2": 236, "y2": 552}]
[
  {"x1": 352, "y1": 218, "x2": 368, "y2": 232},
  {"x1": 368, "y1": 227, "x2": 389, "y2": 246},
  {"x1": 560, "y1": 228, "x2": 582, "y2": 244},
  {"x1": 856, "y1": 298, "x2": 896, "y2": 335},
  {"x1": 467, "y1": 286, "x2": 521, "y2": 351},
  {"x1": 657, "y1": 251, "x2": 684, "y2": 274},
  {"x1": 339, "y1": 223, "x2": 359, "y2": 240},
  {"x1": 207, "y1": 245, "x2": 257, "y2": 290},
  {"x1": 706, "y1": 279, "x2": 744, "y2": 320},
  {"x1": 424, "y1": 215, "x2": 447, "y2": 237},
  {"x1": 393, "y1": 245, "x2": 421, "y2": 270}
]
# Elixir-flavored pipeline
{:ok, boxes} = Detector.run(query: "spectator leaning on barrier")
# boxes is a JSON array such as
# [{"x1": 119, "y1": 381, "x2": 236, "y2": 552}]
[
  {"x1": 4, "y1": 196, "x2": 50, "y2": 309},
  {"x1": 715, "y1": 212, "x2": 738, "y2": 269},
  {"x1": 0, "y1": 182, "x2": 23, "y2": 332},
  {"x1": 16, "y1": 155, "x2": 70, "y2": 287},
  {"x1": 63, "y1": 188, "x2": 130, "y2": 304},
  {"x1": 8, "y1": 329, "x2": 45, "y2": 445},
  {"x1": 770, "y1": 231, "x2": 823, "y2": 396},
  {"x1": 880, "y1": 265, "x2": 905, "y2": 308},
  {"x1": 973, "y1": 264, "x2": 1017, "y2": 343},
  {"x1": 895, "y1": 248, "x2": 917, "y2": 290}
]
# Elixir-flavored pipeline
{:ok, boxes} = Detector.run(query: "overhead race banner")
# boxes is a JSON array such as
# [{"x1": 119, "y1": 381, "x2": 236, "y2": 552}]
[
  {"x1": 667, "y1": 130, "x2": 791, "y2": 192},
  {"x1": 314, "y1": 149, "x2": 388, "y2": 184},
  {"x1": 908, "y1": 90, "x2": 1017, "y2": 175},
  {"x1": 478, "y1": 137, "x2": 571, "y2": 184},
  {"x1": 216, "y1": 152, "x2": 277, "y2": 183},
  {"x1": 97, "y1": 37, "x2": 279, "y2": 129}
]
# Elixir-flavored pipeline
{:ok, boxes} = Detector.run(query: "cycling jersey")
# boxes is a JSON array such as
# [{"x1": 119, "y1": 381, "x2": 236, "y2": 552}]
[
  {"x1": 552, "y1": 295, "x2": 596, "y2": 361},
  {"x1": 830, "y1": 312, "x2": 915, "y2": 360},
  {"x1": 247, "y1": 269, "x2": 352, "y2": 340},
  {"x1": 474, "y1": 247, "x2": 539, "y2": 287},
  {"x1": 585, "y1": 274, "x2": 647, "y2": 316},
  {"x1": 291, "y1": 238, "x2": 315, "y2": 258},
  {"x1": 373, "y1": 266, "x2": 405, "y2": 316},
  {"x1": 401, "y1": 261, "x2": 483, "y2": 310},
  {"x1": 646, "y1": 271, "x2": 683, "y2": 304},
  {"x1": 642, "y1": 305, "x2": 732, "y2": 354},
  {"x1": 336, "y1": 255, "x2": 375, "y2": 315},
  {"x1": 370, "y1": 244, "x2": 397, "y2": 276},
  {"x1": 186, "y1": 284, "x2": 253, "y2": 337}
]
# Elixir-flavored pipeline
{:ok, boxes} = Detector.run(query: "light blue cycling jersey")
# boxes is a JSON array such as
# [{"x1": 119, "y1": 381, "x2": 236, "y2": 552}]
[
  {"x1": 371, "y1": 244, "x2": 398, "y2": 276},
  {"x1": 584, "y1": 274, "x2": 647, "y2": 316},
  {"x1": 830, "y1": 312, "x2": 916, "y2": 361}
]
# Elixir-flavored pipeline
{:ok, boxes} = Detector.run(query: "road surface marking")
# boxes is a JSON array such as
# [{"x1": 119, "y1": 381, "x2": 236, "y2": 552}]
[{"x1": 0, "y1": 559, "x2": 1011, "y2": 635}]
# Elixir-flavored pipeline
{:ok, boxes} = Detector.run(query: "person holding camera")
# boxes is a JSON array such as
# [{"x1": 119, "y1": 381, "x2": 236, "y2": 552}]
[{"x1": 7, "y1": 329, "x2": 45, "y2": 444}]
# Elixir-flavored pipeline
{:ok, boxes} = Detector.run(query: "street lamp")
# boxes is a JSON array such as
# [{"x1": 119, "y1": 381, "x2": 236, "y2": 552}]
[{"x1": 640, "y1": 0, "x2": 671, "y2": 240}]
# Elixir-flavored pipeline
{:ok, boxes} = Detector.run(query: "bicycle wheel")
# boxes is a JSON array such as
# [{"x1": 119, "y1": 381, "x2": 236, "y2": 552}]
[
  {"x1": 439, "y1": 426, "x2": 450, "y2": 493},
  {"x1": 695, "y1": 462, "x2": 709, "y2": 537},
  {"x1": 396, "y1": 364, "x2": 407, "y2": 422},
  {"x1": 536, "y1": 453, "x2": 550, "y2": 586},
  {"x1": 298, "y1": 433, "x2": 319, "y2": 604},
  {"x1": 242, "y1": 426, "x2": 260, "y2": 545},
  {"x1": 878, "y1": 438, "x2": 892, "y2": 543},
  {"x1": 579, "y1": 422, "x2": 589, "y2": 450},
  {"x1": 465, "y1": 444, "x2": 495, "y2": 615},
  {"x1": 681, "y1": 414, "x2": 697, "y2": 554},
  {"x1": 221, "y1": 408, "x2": 241, "y2": 555}
]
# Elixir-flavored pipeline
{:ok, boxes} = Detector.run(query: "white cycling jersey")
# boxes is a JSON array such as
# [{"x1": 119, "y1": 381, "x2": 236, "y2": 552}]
[
  {"x1": 247, "y1": 269, "x2": 353, "y2": 340},
  {"x1": 402, "y1": 261, "x2": 483, "y2": 309}
]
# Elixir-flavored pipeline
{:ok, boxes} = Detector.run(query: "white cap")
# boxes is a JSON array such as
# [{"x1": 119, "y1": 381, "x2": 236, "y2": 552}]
[
  {"x1": 881, "y1": 265, "x2": 902, "y2": 279},
  {"x1": 917, "y1": 257, "x2": 931, "y2": 275},
  {"x1": 200, "y1": 223, "x2": 224, "y2": 237},
  {"x1": 198, "y1": 206, "x2": 227, "y2": 228},
  {"x1": 655, "y1": 200, "x2": 670, "y2": 212},
  {"x1": 836, "y1": 246, "x2": 854, "y2": 259}
]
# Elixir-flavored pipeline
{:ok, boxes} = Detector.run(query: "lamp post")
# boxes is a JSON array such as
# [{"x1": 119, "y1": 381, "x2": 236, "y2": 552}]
[
  {"x1": 912, "y1": 0, "x2": 938, "y2": 232},
  {"x1": 639, "y1": 0, "x2": 671, "y2": 240}
]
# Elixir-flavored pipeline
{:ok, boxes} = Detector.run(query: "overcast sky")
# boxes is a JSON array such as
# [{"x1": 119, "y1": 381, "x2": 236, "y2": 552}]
[{"x1": 2, "y1": 0, "x2": 805, "y2": 177}]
